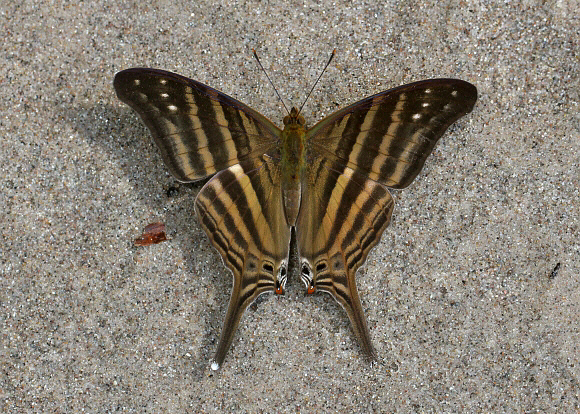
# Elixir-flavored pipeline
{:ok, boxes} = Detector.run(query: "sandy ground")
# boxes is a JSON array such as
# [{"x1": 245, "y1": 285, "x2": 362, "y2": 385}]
[{"x1": 2, "y1": 0, "x2": 579, "y2": 412}]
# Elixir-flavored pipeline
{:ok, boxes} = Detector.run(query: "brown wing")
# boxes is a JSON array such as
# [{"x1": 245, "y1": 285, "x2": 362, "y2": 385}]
[
  {"x1": 195, "y1": 156, "x2": 291, "y2": 370},
  {"x1": 296, "y1": 156, "x2": 394, "y2": 359},
  {"x1": 114, "y1": 68, "x2": 281, "y2": 182},
  {"x1": 298, "y1": 78, "x2": 477, "y2": 358},
  {"x1": 306, "y1": 79, "x2": 477, "y2": 188}
]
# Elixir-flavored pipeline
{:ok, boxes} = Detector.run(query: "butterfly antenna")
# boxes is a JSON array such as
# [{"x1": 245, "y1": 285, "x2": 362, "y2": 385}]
[
  {"x1": 298, "y1": 49, "x2": 336, "y2": 115},
  {"x1": 253, "y1": 49, "x2": 290, "y2": 115}
]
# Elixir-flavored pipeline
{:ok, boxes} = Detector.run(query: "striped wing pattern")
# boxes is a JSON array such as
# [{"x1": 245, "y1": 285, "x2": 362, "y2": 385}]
[
  {"x1": 307, "y1": 79, "x2": 477, "y2": 188},
  {"x1": 297, "y1": 79, "x2": 477, "y2": 359},
  {"x1": 195, "y1": 156, "x2": 291, "y2": 370},
  {"x1": 114, "y1": 69, "x2": 280, "y2": 182},
  {"x1": 115, "y1": 68, "x2": 477, "y2": 369},
  {"x1": 296, "y1": 157, "x2": 394, "y2": 358}
]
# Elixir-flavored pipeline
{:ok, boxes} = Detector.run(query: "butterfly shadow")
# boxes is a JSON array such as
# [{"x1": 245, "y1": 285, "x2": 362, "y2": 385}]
[{"x1": 65, "y1": 101, "x2": 234, "y2": 380}]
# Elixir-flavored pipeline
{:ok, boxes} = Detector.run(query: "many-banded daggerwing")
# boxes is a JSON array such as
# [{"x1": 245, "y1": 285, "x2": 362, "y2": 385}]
[{"x1": 114, "y1": 61, "x2": 477, "y2": 370}]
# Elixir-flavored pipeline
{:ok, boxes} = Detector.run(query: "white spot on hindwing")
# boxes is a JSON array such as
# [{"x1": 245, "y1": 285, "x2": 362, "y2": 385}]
[
  {"x1": 160, "y1": 78, "x2": 168, "y2": 85},
  {"x1": 133, "y1": 79, "x2": 141, "y2": 86},
  {"x1": 160, "y1": 92, "x2": 169, "y2": 99},
  {"x1": 451, "y1": 90, "x2": 458, "y2": 97},
  {"x1": 168, "y1": 105, "x2": 178, "y2": 112},
  {"x1": 421, "y1": 102, "x2": 430, "y2": 107},
  {"x1": 412, "y1": 113, "x2": 421, "y2": 120}
]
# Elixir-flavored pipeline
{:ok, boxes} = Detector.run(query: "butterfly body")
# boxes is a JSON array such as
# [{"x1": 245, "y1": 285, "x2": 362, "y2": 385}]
[
  {"x1": 114, "y1": 67, "x2": 477, "y2": 370},
  {"x1": 279, "y1": 106, "x2": 308, "y2": 226}
]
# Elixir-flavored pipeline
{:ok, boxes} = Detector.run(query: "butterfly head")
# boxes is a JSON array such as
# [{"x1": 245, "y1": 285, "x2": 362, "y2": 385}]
[{"x1": 283, "y1": 107, "x2": 305, "y2": 126}]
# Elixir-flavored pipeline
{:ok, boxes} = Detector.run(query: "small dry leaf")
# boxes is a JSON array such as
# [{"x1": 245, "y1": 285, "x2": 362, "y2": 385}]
[{"x1": 134, "y1": 222, "x2": 168, "y2": 246}]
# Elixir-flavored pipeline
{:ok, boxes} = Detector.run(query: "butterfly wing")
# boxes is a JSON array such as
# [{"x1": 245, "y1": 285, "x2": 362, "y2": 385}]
[
  {"x1": 296, "y1": 157, "x2": 394, "y2": 359},
  {"x1": 306, "y1": 79, "x2": 477, "y2": 188},
  {"x1": 298, "y1": 79, "x2": 477, "y2": 358},
  {"x1": 114, "y1": 68, "x2": 281, "y2": 182},
  {"x1": 195, "y1": 156, "x2": 291, "y2": 370},
  {"x1": 115, "y1": 69, "x2": 289, "y2": 368}
]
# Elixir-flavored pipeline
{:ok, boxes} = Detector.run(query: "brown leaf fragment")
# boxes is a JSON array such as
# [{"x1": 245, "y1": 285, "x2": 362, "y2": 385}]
[{"x1": 134, "y1": 222, "x2": 168, "y2": 246}]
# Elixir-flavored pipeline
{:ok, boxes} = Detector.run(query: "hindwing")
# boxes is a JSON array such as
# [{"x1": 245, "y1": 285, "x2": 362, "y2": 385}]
[
  {"x1": 195, "y1": 156, "x2": 291, "y2": 370},
  {"x1": 296, "y1": 156, "x2": 394, "y2": 359}
]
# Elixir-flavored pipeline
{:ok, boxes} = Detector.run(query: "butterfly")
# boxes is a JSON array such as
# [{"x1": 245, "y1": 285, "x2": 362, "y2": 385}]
[{"x1": 114, "y1": 63, "x2": 477, "y2": 370}]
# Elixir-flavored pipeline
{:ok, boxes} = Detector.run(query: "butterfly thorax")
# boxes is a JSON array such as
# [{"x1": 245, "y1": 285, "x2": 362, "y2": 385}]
[{"x1": 280, "y1": 107, "x2": 306, "y2": 226}]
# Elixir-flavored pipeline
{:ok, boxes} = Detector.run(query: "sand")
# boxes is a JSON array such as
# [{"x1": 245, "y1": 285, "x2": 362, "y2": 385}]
[{"x1": 2, "y1": 0, "x2": 579, "y2": 411}]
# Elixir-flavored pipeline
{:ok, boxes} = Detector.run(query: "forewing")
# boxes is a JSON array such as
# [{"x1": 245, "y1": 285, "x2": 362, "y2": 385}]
[
  {"x1": 195, "y1": 156, "x2": 291, "y2": 370},
  {"x1": 306, "y1": 79, "x2": 477, "y2": 189},
  {"x1": 296, "y1": 157, "x2": 394, "y2": 359},
  {"x1": 114, "y1": 68, "x2": 281, "y2": 182}
]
